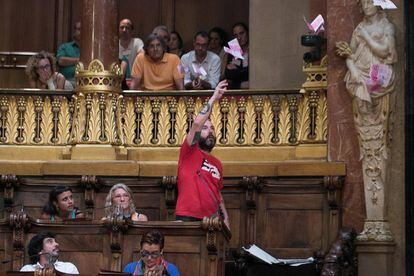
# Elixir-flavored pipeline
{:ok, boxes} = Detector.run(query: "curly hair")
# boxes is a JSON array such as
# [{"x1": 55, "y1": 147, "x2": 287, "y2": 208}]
[
  {"x1": 25, "y1": 51, "x2": 57, "y2": 82},
  {"x1": 105, "y1": 183, "x2": 136, "y2": 216},
  {"x1": 28, "y1": 232, "x2": 56, "y2": 264}
]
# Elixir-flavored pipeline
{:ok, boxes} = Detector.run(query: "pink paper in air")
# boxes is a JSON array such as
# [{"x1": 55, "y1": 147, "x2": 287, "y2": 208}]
[
  {"x1": 373, "y1": 0, "x2": 397, "y2": 9},
  {"x1": 366, "y1": 64, "x2": 392, "y2": 93},
  {"x1": 192, "y1": 64, "x2": 207, "y2": 77},
  {"x1": 303, "y1": 14, "x2": 325, "y2": 34},
  {"x1": 224, "y1": 38, "x2": 244, "y2": 60}
]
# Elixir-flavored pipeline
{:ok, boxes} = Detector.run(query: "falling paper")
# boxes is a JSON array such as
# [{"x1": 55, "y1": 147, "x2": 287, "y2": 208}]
[
  {"x1": 177, "y1": 64, "x2": 189, "y2": 74},
  {"x1": 373, "y1": 0, "x2": 397, "y2": 9},
  {"x1": 303, "y1": 14, "x2": 325, "y2": 34},
  {"x1": 192, "y1": 64, "x2": 207, "y2": 77},
  {"x1": 224, "y1": 38, "x2": 244, "y2": 60}
]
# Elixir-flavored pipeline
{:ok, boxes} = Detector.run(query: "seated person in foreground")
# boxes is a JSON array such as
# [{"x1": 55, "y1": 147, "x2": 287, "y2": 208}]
[
  {"x1": 130, "y1": 34, "x2": 184, "y2": 90},
  {"x1": 103, "y1": 183, "x2": 148, "y2": 222},
  {"x1": 25, "y1": 51, "x2": 72, "y2": 90},
  {"x1": 41, "y1": 186, "x2": 84, "y2": 221},
  {"x1": 123, "y1": 229, "x2": 179, "y2": 276},
  {"x1": 20, "y1": 232, "x2": 79, "y2": 274},
  {"x1": 181, "y1": 31, "x2": 221, "y2": 90}
]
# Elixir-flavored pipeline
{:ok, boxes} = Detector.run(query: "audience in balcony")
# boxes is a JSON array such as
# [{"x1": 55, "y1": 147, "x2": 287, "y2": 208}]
[
  {"x1": 152, "y1": 25, "x2": 171, "y2": 46},
  {"x1": 41, "y1": 186, "x2": 84, "y2": 221},
  {"x1": 181, "y1": 31, "x2": 221, "y2": 90},
  {"x1": 103, "y1": 183, "x2": 148, "y2": 222},
  {"x1": 119, "y1": 18, "x2": 144, "y2": 82},
  {"x1": 169, "y1": 31, "x2": 184, "y2": 57},
  {"x1": 25, "y1": 51, "x2": 73, "y2": 90},
  {"x1": 56, "y1": 21, "x2": 81, "y2": 88},
  {"x1": 130, "y1": 34, "x2": 184, "y2": 90},
  {"x1": 225, "y1": 22, "x2": 249, "y2": 89},
  {"x1": 123, "y1": 229, "x2": 179, "y2": 276},
  {"x1": 208, "y1": 27, "x2": 228, "y2": 80},
  {"x1": 20, "y1": 232, "x2": 80, "y2": 274}
]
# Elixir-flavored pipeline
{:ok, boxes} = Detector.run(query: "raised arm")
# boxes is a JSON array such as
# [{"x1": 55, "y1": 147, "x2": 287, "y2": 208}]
[{"x1": 185, "y1": 79, "x2": 228, "y2": 146}]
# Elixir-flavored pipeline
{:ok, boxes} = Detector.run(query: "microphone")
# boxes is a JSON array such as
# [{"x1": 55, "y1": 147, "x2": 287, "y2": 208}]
[{"x1": 1, "y1": 252, "x2": 53, "y2": 265}]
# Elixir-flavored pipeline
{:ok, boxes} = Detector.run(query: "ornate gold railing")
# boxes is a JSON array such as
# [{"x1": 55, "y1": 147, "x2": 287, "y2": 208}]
[{"x1": 0, "y1": 89, "x2": 327, "y2": 147}]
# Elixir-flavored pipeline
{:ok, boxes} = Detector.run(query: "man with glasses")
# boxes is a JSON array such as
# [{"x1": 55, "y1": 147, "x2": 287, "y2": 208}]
[
  {"x1": 130, "y1": 34, "x2": 183, "y2": 90},
  {"x1": 181, "y1": 31, "x2": 221, "y2": 90},
  {"x1": 123, "y1": 229, "x2": 179, "y2": 276}
]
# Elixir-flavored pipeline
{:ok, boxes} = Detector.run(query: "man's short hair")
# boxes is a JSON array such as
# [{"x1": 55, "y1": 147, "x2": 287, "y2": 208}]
[
  {"x1": 152, "y1": 25, "x2": 169, "y2": 36},
  {"x1": 143, "y1": 34, "x2": 168, "y2": 54},
  {"x1": 119, "y1": 18, "x2": 134, "y2": 30},
  {"x1": 140, "y1": 229, "x2": 164, "y2": 250},
  {"x1": 28, "y1": 232, "x2": 56, "y2": 264},
  {"x1": 193, "y1": 31, "x2": 209, "y2": 43}
]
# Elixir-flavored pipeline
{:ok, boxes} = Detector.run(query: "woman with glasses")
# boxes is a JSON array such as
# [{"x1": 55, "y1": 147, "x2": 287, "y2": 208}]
[
  {"x1": 103, "y1": 183, "x2": 148, "y2": 222},
  {"x1": 25, "y1": 51, "x2": 73, "y2": 90},
  {"x1": 123, "y1": 229, "x2": 179, "y2": 276}
]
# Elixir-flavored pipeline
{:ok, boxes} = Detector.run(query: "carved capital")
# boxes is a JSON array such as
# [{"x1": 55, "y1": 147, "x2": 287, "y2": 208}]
[
  {"x1": 323, "y1": 176, "x2": 344, "y2": 208},
  {"x1": 104, "y1": 215, "x2": 128, "y2": 252},
  {"x1": 240, "y1": 176, "x2": 264, "y2": 209},
  {"x1": 161, "y1": 176, "x2": 177, "y2": 207},
  {"x1": 202, "y1": 216, "x2": 222, "y2": 254},
  {"x1": 34, "y1": 265, "x2": 56, "y2": 276},
  {"x1": 357, "y1": 220, "x2": 394, "y2": 242},
  {"x1": 79, "y1": 175, "x2": 102, "y2": 208},
  {"x1": 0, "y1": 174, "x2": 19, "y2": 208},
  {"x1": 9, "y1": 210, "x2": 31, "y2": 249}
]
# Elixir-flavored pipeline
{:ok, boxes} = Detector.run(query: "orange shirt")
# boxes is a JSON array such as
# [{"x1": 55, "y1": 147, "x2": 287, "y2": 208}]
[{"x1": 131, "y1": 52, "x2": 183, "y2": 90}]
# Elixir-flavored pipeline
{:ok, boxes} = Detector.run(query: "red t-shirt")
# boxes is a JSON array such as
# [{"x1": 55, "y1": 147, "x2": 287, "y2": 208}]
[{"x1": 175, "y1": 140, "x2": 223, "y2": 219}]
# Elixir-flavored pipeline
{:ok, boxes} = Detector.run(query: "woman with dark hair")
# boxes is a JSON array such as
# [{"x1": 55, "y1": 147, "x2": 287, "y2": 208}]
[
  {"x1": 25, "y1": 51, "x2": 73, "y2": 90},
  {"x1": 225, "y1": 22, "x2": 249, "y2": 89},
  {"x1": 169, "y1": 31, "x2": 184, "y2": 57},
  {"x1": 41, "y1": 186, "x2": 83, "y2": 221},
  {"x1": 209, "y1": 27, "x2": 228, "y2": 80}
]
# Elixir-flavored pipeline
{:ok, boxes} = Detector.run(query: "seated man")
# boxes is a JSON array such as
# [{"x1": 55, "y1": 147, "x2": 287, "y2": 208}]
[
  {"x1": 130, "y1": 34, "x2": 184, "y2": 90},
  {"x1": 119, "y1": 18, "x2": 144, "y2": 80},
  {"x1": 20, "y1": 232, "x2": 79, "y2": 274},
  {"x1": 123, "y1": 229, "x2": 179, "y2": 276},
  {"x1": 181, "y1": 31, "x2": 221, "y2": 90},
  {"x1": 56, "y1": 22, "x2": 81, "y2": 88}
]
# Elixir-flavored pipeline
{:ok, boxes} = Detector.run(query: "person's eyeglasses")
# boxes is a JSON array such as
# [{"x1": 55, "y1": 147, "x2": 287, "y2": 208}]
[
  {"x1": 140, "y1": 250, "x2": 161, "y2": 259},
  {"x1": 36, "y1": 64, "x2": 51, "y2": 71}
]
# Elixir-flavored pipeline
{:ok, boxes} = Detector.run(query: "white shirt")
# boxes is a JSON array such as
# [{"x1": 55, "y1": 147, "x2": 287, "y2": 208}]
[
  {"x1": 119, "y1": 37, "x2": 144, "y2": 73},
  {"x1": 20, "y1": 261, "x2": 79, "y2": 274},
  {"x1": 180, "y1": 50, "x2": 221, "y2": 89}
]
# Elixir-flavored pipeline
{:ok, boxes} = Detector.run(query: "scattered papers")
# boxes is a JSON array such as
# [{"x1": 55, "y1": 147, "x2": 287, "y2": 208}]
[
  {"x1": 177, "y1": 64, "x2": 189, "y2": 74},
  {"x1": 192, "y1": 64, "x2": 207, "y2": 77},
  {"x1": 224, "y1": 38, "x2": 244, "y2": 60},
  {"x1": 303, "y1": 14, "x2": 325, "y2": 34},
  {"x1": 366, "y1": 64, "x2": 392, "y2": 93},
  {"x1": 373, "y1": 0, "x2": 397, "y2": 9},
  {"x1": 242, "y1": 244, "x2": 315, "y2": 266}
]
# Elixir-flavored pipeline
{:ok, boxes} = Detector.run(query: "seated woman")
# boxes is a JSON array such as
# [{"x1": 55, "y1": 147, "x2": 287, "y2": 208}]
[
  {"x1": 208, "y1": 27, "x2": 228, "y2": 80},
  {"x1": 169, "y1": 31, "x2": 184, "y2": 57},
  {"x1": 41, "y1": 186, "x2": 84, "y2": 221},
  {"x1": 25, "y1": 51, "x2": 73, "y2": 90},
  {"x1": 103, "y1": 183, "x2": 148, "y2": 222},
  {"x1": 225, "y1": 22, "x2": 249, "y2": 89}
]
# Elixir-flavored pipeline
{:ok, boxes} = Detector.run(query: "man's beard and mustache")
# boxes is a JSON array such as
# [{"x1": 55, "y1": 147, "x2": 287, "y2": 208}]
[{"x1": 198, "y1": 134, "x2": 216, "y2": 152}]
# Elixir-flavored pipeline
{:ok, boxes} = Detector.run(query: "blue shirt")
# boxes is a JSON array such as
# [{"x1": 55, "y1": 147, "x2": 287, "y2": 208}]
[{"x1": 123, "y1": 260, "x2": 179, "y2": 276}]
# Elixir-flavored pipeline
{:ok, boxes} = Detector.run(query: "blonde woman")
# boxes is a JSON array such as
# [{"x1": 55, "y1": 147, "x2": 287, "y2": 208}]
[
  {"x1": 103, "y1": 183, "x2": 148, "y2": 221},
  {"x1": 25, "y1": 51, "x2": 73, "y2": 90}
]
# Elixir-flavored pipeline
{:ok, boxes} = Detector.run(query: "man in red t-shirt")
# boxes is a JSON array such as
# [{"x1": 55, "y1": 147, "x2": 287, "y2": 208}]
[{"x1": 175, "y1": 80, "x2": 230, "y2": 229}]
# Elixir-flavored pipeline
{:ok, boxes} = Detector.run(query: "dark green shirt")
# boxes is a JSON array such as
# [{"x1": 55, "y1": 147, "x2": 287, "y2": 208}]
[{"x1": 56, "y1": 41, "x2": 80, "y2": 81}]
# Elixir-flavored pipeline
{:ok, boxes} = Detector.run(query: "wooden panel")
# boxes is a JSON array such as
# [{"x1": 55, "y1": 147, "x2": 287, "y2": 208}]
[
  {"x1": 0, "y1": 0, "x2": 57, "y2": 52},
  {"x1": 174, "y1": 0, "x2": 249, "y2": 50}
]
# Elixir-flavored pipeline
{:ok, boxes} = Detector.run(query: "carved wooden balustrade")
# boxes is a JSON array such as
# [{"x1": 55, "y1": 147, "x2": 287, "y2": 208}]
[{"x1": 0, "y1": 89, "x2": 327, "y2": 152}]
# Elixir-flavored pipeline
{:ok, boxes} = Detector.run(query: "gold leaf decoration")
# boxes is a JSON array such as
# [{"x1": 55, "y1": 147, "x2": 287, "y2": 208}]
[
  {"x1": 319, "y1": 93, "x2": 328, "y2": 141},
  {"x1": 210, "y1": 98, "x2": 221, "y2": 145},
  {"x1": 158, "y1": 98, "x2": 169, "y2": 146},
  {"x1": 244, "y1": 97, "x2": 255, "y2": 145},
  {"x1": 297, "y1": 94, "x2": 310, "y2": 142},
  {"x1": 23, "y1": 96, "x2": 36, "y2": 144},
  {"x1": 58, "y1": 97, "x2": 71, "y2": 145},
  {"x1": 41, "y1": 96, "x2": 53, "y2": 145},
  {"x1": 175, "y1": 97, "x2": 187, "y2": 145},
  {"x1": 88, "y1": 93, "x2": 101, "y2": 142},
  {"x1": 262, "y1": 96, "x2": 273, "y2": 145},
  {"x1": 105, "y1": 94, "x2": 115, "y2": 143},
  {"x1": 141, "y1": 97, "x2": 152, "y2": 146},
  {"x1": 227, "y1": 97, "x2": 238, "y2": 145},
  {"x1": 5, "y1": 96, "x2": 18, "y2": 144},
  {"x1": 278, "y1": 97, "x2": 290, "y2": 145},
  {"x1": 123, "y1": 97, "x2": 135, "y2": 146}
]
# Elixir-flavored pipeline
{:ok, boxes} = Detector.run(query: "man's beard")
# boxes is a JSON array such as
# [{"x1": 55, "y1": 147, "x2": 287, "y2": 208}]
[{"x1": 198, "y1": 134, "x2": 216, "y2": 152}]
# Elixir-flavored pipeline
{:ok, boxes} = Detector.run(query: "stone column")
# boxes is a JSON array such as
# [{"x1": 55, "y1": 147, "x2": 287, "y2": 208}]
[{"x1": 70, "y1": 0, "x2": 125, "y2": 160}]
